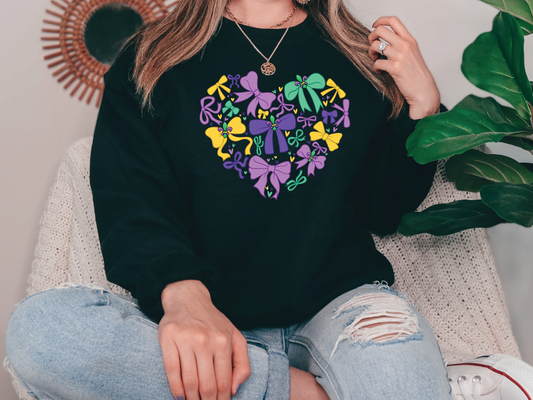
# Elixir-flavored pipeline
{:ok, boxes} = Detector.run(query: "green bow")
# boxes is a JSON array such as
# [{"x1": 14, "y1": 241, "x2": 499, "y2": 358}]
[
  {"x1": 284, "y1": 73, "x2": 326, "y2": 114},
  {"x1": 286, "y1": 170, "x2": 307, "y2": 192},
  {"x1": 254, "y1": 136, "x2": 264, "y2": 156},
  {"x1": 222, "y1": 100, "x2": 240, "y2": 118},
  {"x1": 288, "y1": 129, "x2": 306, "y2": 147}
]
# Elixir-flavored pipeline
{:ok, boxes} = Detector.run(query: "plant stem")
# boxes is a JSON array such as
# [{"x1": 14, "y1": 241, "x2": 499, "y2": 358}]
[{"x1": 508, "y1": 132, "x2": 533, "y2": 139}]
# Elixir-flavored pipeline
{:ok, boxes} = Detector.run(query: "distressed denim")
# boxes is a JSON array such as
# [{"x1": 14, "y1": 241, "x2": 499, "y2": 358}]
[{"x1": 6, "y1": 284, "x2": 452, "y2": 400}]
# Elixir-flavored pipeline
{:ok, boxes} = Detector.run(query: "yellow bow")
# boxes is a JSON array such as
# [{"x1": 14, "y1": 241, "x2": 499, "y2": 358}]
[
  {"x1": 208, "y1": 76, "x2": 231, "y2": 101},
  {"x1": 258, "y1": 109, "x2": 269, "y2": 119},
  {"x1": 310, "y1": 121, "x2": 343, "y2": 152},
  {"x1": 320, "y1": 79, "x2": 346, "y2": 104},
  {"x1": 205, "y1": 117, "x2": 253, "y2": 160}
]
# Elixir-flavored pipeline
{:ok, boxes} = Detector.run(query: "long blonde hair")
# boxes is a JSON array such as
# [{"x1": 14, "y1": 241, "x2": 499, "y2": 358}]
[{"x1": 133, "y1": 0, "x2": 405, "y2": 121}]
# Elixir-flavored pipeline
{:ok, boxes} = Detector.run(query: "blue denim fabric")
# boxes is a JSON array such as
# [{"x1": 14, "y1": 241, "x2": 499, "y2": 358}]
[
  {"x1": 285, "y1": 284, "x2": 452, "y2": 399},
  {"x1": 6, "y1": 284, "x2": 452, "y2": 400}
]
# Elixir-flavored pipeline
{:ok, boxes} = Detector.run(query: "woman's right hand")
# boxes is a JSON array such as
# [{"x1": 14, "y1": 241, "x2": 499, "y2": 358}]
[{"x1": 160, "y1": 280, "x2": 251, "y2": 400}]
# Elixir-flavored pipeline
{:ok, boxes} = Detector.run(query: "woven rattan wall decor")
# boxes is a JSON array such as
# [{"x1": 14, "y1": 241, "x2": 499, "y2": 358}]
[{"x1": 42, "y1": 0, "x2": 176, "y2": 107}]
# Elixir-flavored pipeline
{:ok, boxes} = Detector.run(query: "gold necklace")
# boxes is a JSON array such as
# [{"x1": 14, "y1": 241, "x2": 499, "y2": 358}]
[
  {"x1": 226, "y1": 6, "x2": 297, "y2": 76},
  {"x1": 225, "y1": 2, "x2": 298, "y2": 29}
]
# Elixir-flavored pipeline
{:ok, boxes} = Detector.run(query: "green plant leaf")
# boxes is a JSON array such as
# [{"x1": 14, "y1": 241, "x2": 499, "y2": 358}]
[
  {"x1": 462, "y1": 12, "x2": 532, "y2": 120},
  {"x1": 522, "y1": 162, "x2": 533, "y2": 172},
  {"x1": 502, "y1": 94, "x2": 533, "y2": 128},
  {"x1": 406, "y1": 95, "x2": 531, "y2": 164},
  {"x1": 478, "y1": 0, "x2": 533, "y2": 35},
  {"x1": 494, "y1": 13, "x2": 533, "y2": 107},
  {"x1": 446, "y1": 149, "x2": 533, "y2": 191},
  {"x1": 397, "y1": 200, "x2": 506, "y2": 236},
  {"x1": 517, "y1": 17, "x2": 533, "y2": 34},
  {"x1": 500, "y1": 136, "x2": 533, "y2": 150},
  {"x1": 500, "y1": 95, "x2": 533, "y2": 148},
  {"x1": 481, "y1": 182, "x2": 533, "y2": 226}
]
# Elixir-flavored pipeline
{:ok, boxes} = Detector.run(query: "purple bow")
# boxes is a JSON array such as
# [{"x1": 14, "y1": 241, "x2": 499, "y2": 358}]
[
  {"x1": 332, "y1": 99, "x2": 350, "y2": 128},
  {"x1": 199, "y1": 96, "x2": 222, "y2": 126},
  {"x1": 295, "y1": 144, "x2": 326, "y2": 177},
  {"x1": 249, "y1": 156, "x2": 291, "y2": 199},
  {"x1": 249, "y1": 113, "x2": 296, "y2": 155},
  {"x1": 234, "y1": 71, "x2": 276, "y2": 116},
  {"x1": 223, "y1": 151, "x2": 248, "y2": 179},
  {"x1": 269, "y1": 93, "x2": 295, "y2": 118},
  {"x1": 297, "y1": 115, "x2": 317, "y2": 129},
  {"x1": 228, "y1": 74, "x2": 240, "y2": 89},
  {"x1": 312, "y1": 141, "x2": 328, "y2": 155},
  {"x1": 321, "y1": 109, "x2": 338, "y2": 124}
]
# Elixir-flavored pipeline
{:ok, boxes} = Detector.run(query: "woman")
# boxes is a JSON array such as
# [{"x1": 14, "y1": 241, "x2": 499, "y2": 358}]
[{"x1": 6, "y1": 0, "x2": 448, "y2": 399}]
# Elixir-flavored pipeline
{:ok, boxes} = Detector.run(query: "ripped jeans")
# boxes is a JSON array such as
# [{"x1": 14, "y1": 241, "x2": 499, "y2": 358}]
[{"x1": 5, "y1": 283, "x2": 452, "y2": 400}]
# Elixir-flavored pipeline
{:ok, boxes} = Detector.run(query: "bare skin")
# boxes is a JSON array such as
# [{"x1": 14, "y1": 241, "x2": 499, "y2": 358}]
[
  {"x1": 161, "y1": 279, "x2": 331, "y2": 400},
  {"x1": 224, "y1": 0, "x2": 308, "y2": 29},
  {"x1": 161, "y1": 280, "x2": 249, "y2": 400},
  {"x1": 160, "y1": 2, "x2": 442, "y2": 400},
  {"x1": 290, "y1": 366, "x2": 331, "y2": 400},
  {"x1": 367, "y1": 16, "x2": 441, "y2": 119}
]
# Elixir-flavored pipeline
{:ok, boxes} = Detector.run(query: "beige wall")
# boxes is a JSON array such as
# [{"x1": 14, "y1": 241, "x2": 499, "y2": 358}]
[{"x1": 1, "y1": 0, "x2": 532, "y2": 398}]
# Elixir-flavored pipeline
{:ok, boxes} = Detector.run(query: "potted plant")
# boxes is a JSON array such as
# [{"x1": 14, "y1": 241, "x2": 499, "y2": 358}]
[{"x1": 397, "y1": 4, "x2": 533, "y2": 237}]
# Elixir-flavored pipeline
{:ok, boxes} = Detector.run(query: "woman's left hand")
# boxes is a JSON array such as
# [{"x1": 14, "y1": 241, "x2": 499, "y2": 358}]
[{"x1": 369, "y1": 16, "x2": 441, "y2": 120}]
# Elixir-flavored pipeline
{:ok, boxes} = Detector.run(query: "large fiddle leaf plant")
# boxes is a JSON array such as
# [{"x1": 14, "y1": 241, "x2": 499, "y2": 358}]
[
  {"x1": 478, "y1": 0, "x2": 533, "y2": 35},
  {"x1": 397, "y1": 7, "x2": 533, "y2": 237}
]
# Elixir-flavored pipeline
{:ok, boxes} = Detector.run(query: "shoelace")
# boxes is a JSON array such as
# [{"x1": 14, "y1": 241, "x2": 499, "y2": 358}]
[{"x1": 452, "y1": 375, "x2": 483, "y2": 400}]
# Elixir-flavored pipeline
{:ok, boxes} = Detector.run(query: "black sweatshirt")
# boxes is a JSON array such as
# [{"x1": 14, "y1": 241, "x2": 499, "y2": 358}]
[{"x1": 90, "y1": 15, "x2": 441, "y2": 330}]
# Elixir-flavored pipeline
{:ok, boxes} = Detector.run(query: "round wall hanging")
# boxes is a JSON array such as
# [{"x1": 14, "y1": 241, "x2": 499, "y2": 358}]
[{"x1": 42, "y1": 0, "x2": 176, "y2": 107}]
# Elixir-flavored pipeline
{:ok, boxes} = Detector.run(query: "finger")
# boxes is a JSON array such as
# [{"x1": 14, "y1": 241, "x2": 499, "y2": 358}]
[
  {"x1": 368, "y1": 25, "x2": 401, "y2": 47},
  {"x1": 372, "y1": 58, "x2": 393, "y2": 75},
  {"x1": 368, "y1": 39, "x2": 399, "y2": 61},
  {"x1": 161, "y1": 338, "x2": 186, "y2": 400},
  {"x1": 180, "y1": 347, "x2": 201, "y2": 400},
  {"x1": 231, "y1": 334, "x2": 252, "y2": 397},
  {"x1": 213, "y1": 337, "x2": 232, "y2": 400},
  {"x1": 195, "y1": 349, "x2": 217, "y2": 400},
  {"x1": 372, "y1": 16, "x2": 413, "y2": 40}
]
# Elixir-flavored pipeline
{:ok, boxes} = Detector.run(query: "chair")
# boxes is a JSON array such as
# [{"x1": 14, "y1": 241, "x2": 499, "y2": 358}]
[{"x1": 5, "y1": 137, "x2": 521, "y2": 399}]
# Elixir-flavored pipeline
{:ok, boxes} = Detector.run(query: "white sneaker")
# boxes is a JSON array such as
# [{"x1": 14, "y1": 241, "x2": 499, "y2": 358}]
[{"x1": 446, "y1": 354, "x2": 533, "y2": 400}]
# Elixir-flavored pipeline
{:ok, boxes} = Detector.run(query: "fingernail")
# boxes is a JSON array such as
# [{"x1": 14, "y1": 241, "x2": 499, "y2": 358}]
[
  {"x1": 176, "y1": 396, "x2": 184, "y2": 400},
  {"x1": 235, "y1": 383, "x2": 242, "y2": 396},
  {"x1": 372, "y1": 21, "x2": 376, "y2": 27}
]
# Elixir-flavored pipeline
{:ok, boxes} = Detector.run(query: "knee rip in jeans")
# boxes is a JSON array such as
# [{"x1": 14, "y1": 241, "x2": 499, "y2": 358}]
[{"x1": 328, "y1": 288, "x2": 420, "y2": 362}]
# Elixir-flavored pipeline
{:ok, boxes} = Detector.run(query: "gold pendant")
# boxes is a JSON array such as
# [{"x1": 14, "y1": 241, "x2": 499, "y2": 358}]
[{"x1": 261, "y1": 62, "x2": 276, "y2": 76}]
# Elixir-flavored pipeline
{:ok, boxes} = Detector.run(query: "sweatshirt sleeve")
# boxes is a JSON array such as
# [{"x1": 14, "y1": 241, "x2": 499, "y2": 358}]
[
  {"x1": 355, "y1": 101, "x2": 447, "y2": 237},
  {"x1": 90, "y1": 43, "x2": 223, "y2": 323}
]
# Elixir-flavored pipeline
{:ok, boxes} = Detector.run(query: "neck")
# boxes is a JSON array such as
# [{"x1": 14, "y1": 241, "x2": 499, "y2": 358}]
[{"x1": 225, "y1": 0, "x2": 306, "y2": 29}]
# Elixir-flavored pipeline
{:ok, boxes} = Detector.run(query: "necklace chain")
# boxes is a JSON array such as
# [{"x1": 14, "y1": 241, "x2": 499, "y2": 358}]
[
  {"x1": 225, "y1": 1, "x2": 297, "y2": 29},
  {"x1": 226, "y1": 3, "x2": 298, "y2": 75}
]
